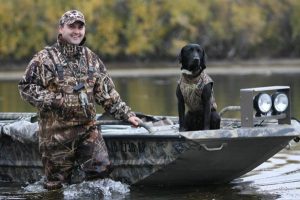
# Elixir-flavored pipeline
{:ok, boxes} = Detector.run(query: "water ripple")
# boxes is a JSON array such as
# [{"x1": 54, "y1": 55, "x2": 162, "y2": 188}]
[
  {"x1": 239, "y1": 142, "x2": 300, "y2": 200},
  {"x1": 22, "y1": 178, "x2": 130, "y2": 200}
]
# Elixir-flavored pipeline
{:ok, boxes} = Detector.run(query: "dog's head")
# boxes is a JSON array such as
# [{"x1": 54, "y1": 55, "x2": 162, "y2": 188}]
[{"x1": 178, "y1": 43, "x2": 206, "y2": 76}]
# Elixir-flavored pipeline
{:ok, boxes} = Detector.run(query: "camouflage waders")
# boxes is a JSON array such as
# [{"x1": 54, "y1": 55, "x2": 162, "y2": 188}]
[
  {"x1": 18, "y1": 35, "x2": 135, "y2": 189},
  {"x1": 39, "y1": 121, "x2": 111, "y2": 186}
]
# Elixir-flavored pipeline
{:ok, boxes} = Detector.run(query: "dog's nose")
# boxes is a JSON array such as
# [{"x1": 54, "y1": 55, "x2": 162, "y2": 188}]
[
  {"x1": 193, "y1": 57, "x2": 200, "y2": 64},
  {"x1": 193, "y1": 51, "x2": 200, "y2": 60}
]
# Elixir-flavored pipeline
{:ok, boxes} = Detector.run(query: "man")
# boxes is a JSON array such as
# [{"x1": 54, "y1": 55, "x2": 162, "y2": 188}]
[{"x1": 18, "y1": 10, "x2": 141, "y2": 190}]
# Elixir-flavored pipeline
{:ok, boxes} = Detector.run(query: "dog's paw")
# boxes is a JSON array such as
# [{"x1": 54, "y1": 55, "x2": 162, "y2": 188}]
[{"x1": 179, "y1": 127, "x2": 187, "y2": 132}]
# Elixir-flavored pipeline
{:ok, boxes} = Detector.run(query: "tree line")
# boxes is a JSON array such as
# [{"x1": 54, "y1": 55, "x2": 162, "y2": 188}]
[{"x1": 1, "y1": 0, "x2": 300, "y2": 64}]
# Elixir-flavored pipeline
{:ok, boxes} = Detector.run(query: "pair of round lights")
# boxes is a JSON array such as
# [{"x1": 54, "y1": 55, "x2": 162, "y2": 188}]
[{"x1": 254, "y1": 92, "x2": 289, "y2": 115}]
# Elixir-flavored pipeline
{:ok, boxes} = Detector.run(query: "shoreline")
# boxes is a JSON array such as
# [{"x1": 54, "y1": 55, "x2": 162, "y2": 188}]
[
  {"x1": 1, "y1": 66, "x2": 300, "y2": 81},
  {"x1": 3, "y1": 58, "x2": 300, "y2": 68},
  {"x1": 1, "y1": 58, "x2": 300, "y2": 81}
]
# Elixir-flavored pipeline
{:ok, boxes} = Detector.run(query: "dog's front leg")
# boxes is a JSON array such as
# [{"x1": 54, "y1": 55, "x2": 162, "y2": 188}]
[
  {"x1": 176, "y1": 85, "x2": 186, "y2": 131},
  {"x1": 201, "y1": 84, "x2": 212, "y2": 130}
]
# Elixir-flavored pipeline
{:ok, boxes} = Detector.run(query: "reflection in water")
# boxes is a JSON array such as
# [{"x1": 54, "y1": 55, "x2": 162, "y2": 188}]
[
  {"x1": 1, "y1": 73, "x2": 300, "y2": 118},
  {"x1": 239, "y1": 143, "x2": 300, "y2": 200},
  {"x1": 0, "y1": 73, "x2": 300, "y2": 199}
]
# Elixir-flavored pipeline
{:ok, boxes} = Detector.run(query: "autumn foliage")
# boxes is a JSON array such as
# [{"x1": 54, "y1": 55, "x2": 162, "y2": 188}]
[{"x1": 1, "y1": 0, "x2": 300, "y2": 62}]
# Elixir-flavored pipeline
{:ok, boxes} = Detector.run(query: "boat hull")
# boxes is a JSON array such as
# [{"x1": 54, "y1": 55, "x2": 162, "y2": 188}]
[
  {"x1": 106, "y1": 135, "x2": 296, "y2": 185},
  {"x1": 0, "y1": 118, "x2": 299, "y2": 186}
]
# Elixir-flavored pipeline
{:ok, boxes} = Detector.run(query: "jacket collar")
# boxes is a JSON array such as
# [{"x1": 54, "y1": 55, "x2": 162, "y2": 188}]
[{"x1": 57, "y1": 34, "x2": 85, "y2": 59}]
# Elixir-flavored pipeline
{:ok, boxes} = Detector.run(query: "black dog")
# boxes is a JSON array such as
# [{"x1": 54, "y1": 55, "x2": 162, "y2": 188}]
[{"x1": 176, "y1": 43, "x2": 220, "y2": 131}]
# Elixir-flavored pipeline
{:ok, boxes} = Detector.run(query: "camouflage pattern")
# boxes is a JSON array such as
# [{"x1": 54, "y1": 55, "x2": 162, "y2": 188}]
[
  {"x1": 39, "y1": 123, "x2": 111, "y2": 184},
  {"x1": 179, "y1": 71, "x2": 217, "y2": 112},
  {"x1": 59, "y1": 10, "x2": 85, "y2": 26},
  {"x1": 18, "y1": 35, "x2": 135, "y2": 185},
  {"x1": 0, "y1": 116, "x2": 299, "y2": 185}
]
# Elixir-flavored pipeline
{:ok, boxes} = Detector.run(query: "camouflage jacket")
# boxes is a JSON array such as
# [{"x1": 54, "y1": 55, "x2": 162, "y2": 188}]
[
  {"x1": 179, "y1": 71, "x2": 217, "y2": 112},
  {"x1": 18, "y1": 38, "x2": 135, "y2": 127}
]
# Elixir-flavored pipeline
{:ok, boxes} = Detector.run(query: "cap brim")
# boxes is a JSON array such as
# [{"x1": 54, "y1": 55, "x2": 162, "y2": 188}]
[{"x1": 65, "y1": 19, "x2": 85, "y2": 25}]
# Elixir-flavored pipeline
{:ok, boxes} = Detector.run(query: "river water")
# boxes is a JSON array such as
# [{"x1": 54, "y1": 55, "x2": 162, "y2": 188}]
[{"x1": 0, "y1": 67, "x2": 300, "y2": 199}]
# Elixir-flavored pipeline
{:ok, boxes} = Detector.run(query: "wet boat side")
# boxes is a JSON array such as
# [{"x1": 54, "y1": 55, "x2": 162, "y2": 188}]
[
  {"x1": 105, "y1": 121, "x2": 300, "y2": 185},
  {"x1": 0, "y1": 118, "x2": 299, "y2": 186}
]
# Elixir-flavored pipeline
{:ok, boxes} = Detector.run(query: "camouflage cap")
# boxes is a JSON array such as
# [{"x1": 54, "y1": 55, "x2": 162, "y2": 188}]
[{"x1": 59, "y1": 10, "x2": 85, "y2": 26}]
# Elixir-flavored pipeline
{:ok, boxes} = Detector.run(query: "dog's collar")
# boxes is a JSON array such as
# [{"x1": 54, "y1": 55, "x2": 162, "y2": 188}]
[
  {"x1": 181, "y1": 68, "x2": 202, "y2": 77},
  {"x1": 181, "y1": 69, "x2": 193, "y2": 75}
]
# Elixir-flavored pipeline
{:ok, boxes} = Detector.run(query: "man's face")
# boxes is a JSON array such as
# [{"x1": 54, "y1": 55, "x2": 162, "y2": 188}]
[{"x1": 59, "y1": 21, "x2": 85, "y2": 45}]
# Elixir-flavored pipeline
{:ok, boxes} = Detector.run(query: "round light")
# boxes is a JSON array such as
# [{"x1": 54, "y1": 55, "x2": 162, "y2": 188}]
[
  {"x1": 254, "y1": 93, "x2": 272, "y2": 114},
  {"x1": 273, "y1": 93, "x2": 288, "y2": 113}
]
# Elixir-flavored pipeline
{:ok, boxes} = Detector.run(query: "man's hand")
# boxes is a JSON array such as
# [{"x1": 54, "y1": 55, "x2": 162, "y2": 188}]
[{"x1": 128, "y1": 116, "x2": 142, "y2": 127}]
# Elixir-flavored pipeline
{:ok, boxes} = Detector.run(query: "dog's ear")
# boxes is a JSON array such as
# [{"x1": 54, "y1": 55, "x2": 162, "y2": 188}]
[
  {"x1": 178, "y1": 49, "x2": 182, "y2": 63},
  {"x1": 200, "y1": 48, "x2": 207, "y2": 69}
]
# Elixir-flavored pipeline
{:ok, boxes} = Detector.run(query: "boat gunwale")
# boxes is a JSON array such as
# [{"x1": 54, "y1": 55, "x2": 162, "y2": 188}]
[
  {"x1": 102, "y1": 120, "x2": 300, "y2": 140},
  {"x1": 103, "y1": 134, "x2": 298, "y2": 140}
]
